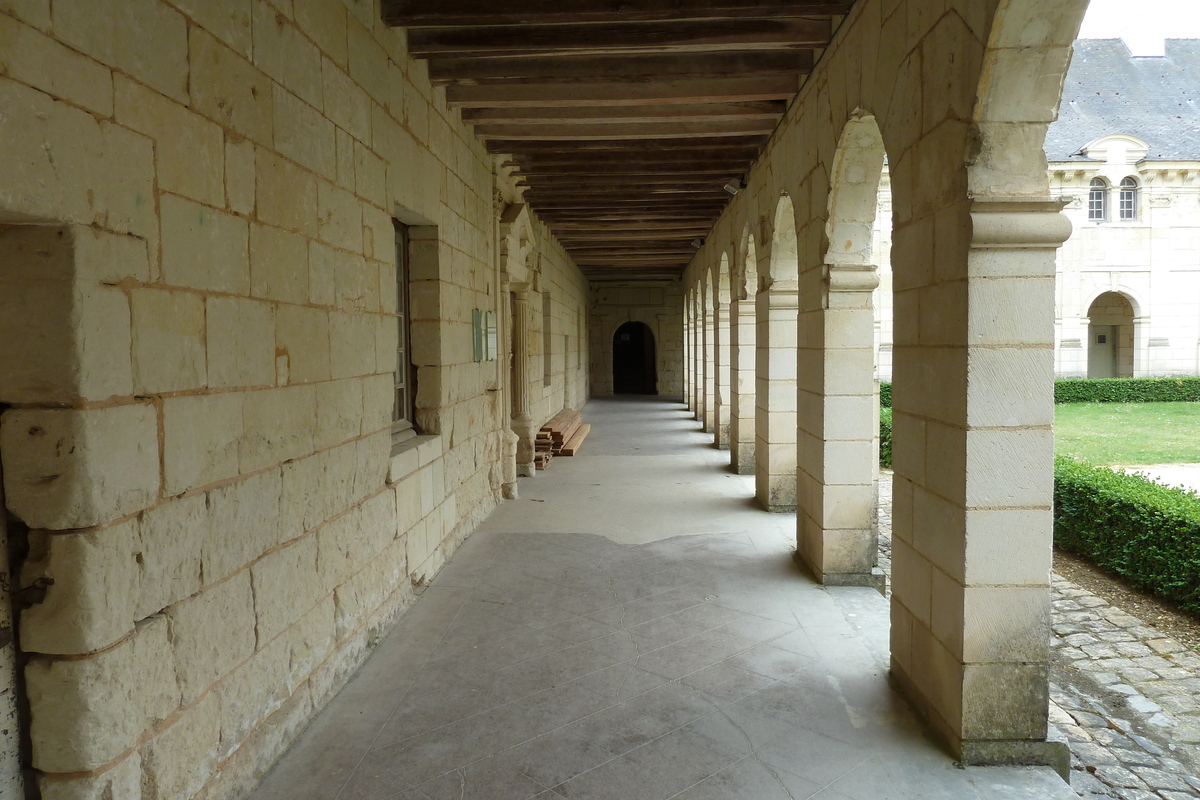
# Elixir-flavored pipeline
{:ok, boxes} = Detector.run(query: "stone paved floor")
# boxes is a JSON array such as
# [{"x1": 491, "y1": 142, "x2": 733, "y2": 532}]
[
  {"x1": 877, "y1": 472, "x2": 1200, "y2": 799},
  {"x1": 249, "y1": 399, "x2": 1073, "y2": 800}
]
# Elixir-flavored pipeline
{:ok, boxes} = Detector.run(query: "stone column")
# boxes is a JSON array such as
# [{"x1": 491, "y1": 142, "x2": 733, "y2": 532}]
[
  {"x1": 683, "y1": 293, "x2": 692, "y2": 408},
  {"x1": 889, "y1": 198, "x2": 1071, "y2": 766},
  {"x1": 796, "y1": 263, "x2": 882, "y2": 588},
  {"x1": 510, "y1": 287, "x2": 536, "y2": 477},
  {"x1": 729, "y1": 298, "x2": 756, "y2": 473},
  {"x1": 702, "y1": 304, "x2": 716, "y2": 434},
  {"x1": 754, "y1": 284, "x2": 798, "y2": 511},
  {"x1": 692, "y1": 292, "x2": 704, "y2": 421},
  {"x1": 713, "y1": 300, "x2": 731, "y2": 448}
]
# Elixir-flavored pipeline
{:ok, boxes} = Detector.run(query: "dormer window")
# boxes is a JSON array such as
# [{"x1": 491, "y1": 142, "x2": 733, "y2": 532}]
[
  {"x1": 1119, "y1": 177, "x2": 1138, "y2": 220},
  {"x1": 1088, "y1": 178, "x2": 1108, "y2": 221}
]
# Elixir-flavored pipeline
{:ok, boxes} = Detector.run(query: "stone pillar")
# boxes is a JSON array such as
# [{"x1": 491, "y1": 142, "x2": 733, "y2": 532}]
[
  {"x1": 692, "y1": 292, "x2": 704, "y2": 421},
  {"x1": 729, "y1": 298, "x2": 756, "y2": 473},
  {"x1": 713, "y1": 300, "x2": 731, "y2": 449},
  {"x1": 702, "y1": 305, "x2": 716, "y2": 434},
  {"x1": 510, "y1": 287, "x2": 536, "y2": 477},
  {"x1": 796, "y1": 263, "x2": 883, "y2": 589},
  {"x1": 683, "y1": 294, "x2": 692, "y2": 408},
  {"x1": 754, "y1": 284, "x2": 798, "y2": 511},
  {"x1": 889, "y1": 198, "x2": 1071, "y2": 766}
]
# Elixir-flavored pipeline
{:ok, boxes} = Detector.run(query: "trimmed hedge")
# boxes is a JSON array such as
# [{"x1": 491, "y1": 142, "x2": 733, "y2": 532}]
[
  {"x1": 1054, "y1": 457, "x2": 1200, "y2": 613},
  {"x1": 1055, "y1": 377, "x2": 1200, "y2": 404},
  {"x1": 880, "y1": 408, "x2": 892, "y2": 468},
  {"x1": 882, "y1": 377, "x2": 1200, "y2": 407}
]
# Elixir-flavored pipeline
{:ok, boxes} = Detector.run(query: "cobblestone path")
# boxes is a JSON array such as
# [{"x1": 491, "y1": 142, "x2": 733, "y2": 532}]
[{"x1": 876, "y1": 472, "x2": 1200, "y2": 798}]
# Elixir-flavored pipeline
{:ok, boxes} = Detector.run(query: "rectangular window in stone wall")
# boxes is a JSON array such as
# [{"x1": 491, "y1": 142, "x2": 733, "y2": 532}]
[{"x1": 393, "y1": 222, "x2": 417, "y2": 444}]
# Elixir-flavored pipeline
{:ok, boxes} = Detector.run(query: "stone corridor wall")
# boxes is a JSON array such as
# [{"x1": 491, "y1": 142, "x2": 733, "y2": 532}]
[
  {"x1": 589, "y1": 281, "x2": 685, "y2": 398},
  {"x1": 0, "y1": 2, "x2": 588, "y2": 798}
]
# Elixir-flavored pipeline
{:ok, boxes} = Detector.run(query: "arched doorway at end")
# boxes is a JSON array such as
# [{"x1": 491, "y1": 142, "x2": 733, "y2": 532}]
[
  {"x1": 1086, "y1": 291, "x2": 1135, "y2": 378},
  {"x1": 613, "y1": 321, "x2": 657, "y2": 395}
]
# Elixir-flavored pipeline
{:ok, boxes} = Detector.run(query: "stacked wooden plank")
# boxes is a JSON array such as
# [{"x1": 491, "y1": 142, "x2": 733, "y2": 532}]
[
  {"x1": 560, "y1": 424, "x2": 591, "y2": 456},
  {"x1": 534, "y1": 409, "x2": 590, "y2": 461}
]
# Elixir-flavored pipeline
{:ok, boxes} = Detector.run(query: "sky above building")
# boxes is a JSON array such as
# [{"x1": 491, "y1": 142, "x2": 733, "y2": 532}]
[{"x1": 1079, "y1": 0, "x2": 1200, "y2": 55}]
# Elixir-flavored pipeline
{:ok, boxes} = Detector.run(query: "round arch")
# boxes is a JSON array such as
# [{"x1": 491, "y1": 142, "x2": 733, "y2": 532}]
[
  {"x1": 611, "y1": 321, "x2": 658, "y2": 395},
  {"x1": 736, "y1": 226, "x2": 759, "y2": 301},
  {"x1": 767, "y1": 193, "x2": 799, "y2": 287}
]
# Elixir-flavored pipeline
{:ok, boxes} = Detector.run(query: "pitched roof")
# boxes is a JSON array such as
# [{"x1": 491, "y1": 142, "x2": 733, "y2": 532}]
[{"x1": 1046, "y1": 39, "x2": 1200, "y2": 162}]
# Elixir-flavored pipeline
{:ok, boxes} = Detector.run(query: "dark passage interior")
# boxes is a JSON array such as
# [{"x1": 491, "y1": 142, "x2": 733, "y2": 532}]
[{"x1": 612, "y1": 322, "x2": 657, "y2": 395}]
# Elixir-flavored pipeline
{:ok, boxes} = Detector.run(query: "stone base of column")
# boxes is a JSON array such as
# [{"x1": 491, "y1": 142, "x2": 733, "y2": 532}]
[
  {"x1": 793, "y1": 552, "x2": 886, "y2": 594},
  {"x1": 517, "y1": 463, "x2": 536, "y2": 478},
  {"x1": 889, "y1": 660, "x2": 1070, "y2": 781},
  {"x1": 502, "y1": 482, "x2": 519, "y2": 499},
  {"x1": 714, "y1": 422, "x2": 730, "y2": 450},
  {"x1": 756, "y1": 472, "x2": 795, "y2": 512},
  {"x1": 731, "y1": 441, "x2": 755, "y2": 474}
]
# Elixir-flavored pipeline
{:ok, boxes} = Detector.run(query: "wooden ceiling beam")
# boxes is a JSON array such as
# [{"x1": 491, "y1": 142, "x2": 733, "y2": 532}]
[
  {"x1": 503, "y1": 149, "x2": 760, "y2": 166},
  {"x1": 385, "y1": 0, "x2": 851, "y2": 26},
  {"x1": 476, "y1": 119, "x2": 777, "y2": 140},
  {"x1": 521, "y1": 175, "x2": 730, "y2": 187},
  {"x1": 428, "y1": 51, "x2": 813, "y2": 85},
  {"x1": 511, "y1": 166, "x2": 751, "y2": 179},
  {"x1": 450, "y1": 78, "x2": 799, "y2": 108},
  {"x1": 409, "y1": 19, "x2": 831, "y2": 59},
  {"x1": 464, "y1": 102, "x2": 784, "y2": 125}
]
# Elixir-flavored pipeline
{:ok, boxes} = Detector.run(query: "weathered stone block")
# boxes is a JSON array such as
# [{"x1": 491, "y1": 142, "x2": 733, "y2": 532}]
[
  {"x1": 26, "y1": 616, "x2": 179, "y2": 772},
  {"x1": 38, "y1": 752, "x2": 142, "y2": 800},
  {"x1": 204, "y1": 468, "x2": 283, "y2": 584},
  {"x1": 168, "y1": 572, "x2": 256, "y2": 705},
  {"x1": 225, "y1": 137, "x2": 257, "y2": 215},
  {"x1": 189, "y1": 27, "x2": 273, "y2": 144},
  {"x1": 256, "y1": 149, "x2": 319, "y2": 237},
  {"x1": 250, "y1": 223, "x2": 310, "y2": 305},
  {"x1": 132, "y1": 288, "x2": 207, "y2": 394},
  {"x1": 207, "y1": 296, "x2": 275, "y2": 388},
  {"x1": 19, "y1": 520, "x2": 139, "y2": 654},
  {"x1": 0, "y1": 12, "x2": 113, "y2": 116},
  {"x1": 329, "y1": 311, "x2": 377, "y2": 379},
  {"x1": 240, "y1": 385, "x2": 316, "y2": 472},
  {"x1": 169, "y1": 0, "x2": 251, "y2": 57},
  {"x1": 52, "y1": 0, "x2": 188, "y2": 102},
  {"x1": 317, "y1": 181, "x2": 363, "y2": 252},
  {"x1": 276, "y1": 304, "x2": 330, "y2": 384},
  {"x1": 140, "y1": 692, "x2": 220, "y2": 800},
  {"x1": 250, "y1": 535, "x2": 321, "y2": 644},
  {"x1": 115, "y1": 75, "x2": 225, "y2": 207},
  {"x1": 251, "y1": 1, "x2": 322, "y2": 108},
  {"x1": 137, "y1": 494, "x2": 207, "y2": 620},
  {"x1": 1, "y1": 404, "x2": 158, "y2": 529},
  {"x1": 161, "y1": 194, "x2": 249, "y2": 294},
  {"x1": 315, "y1": 379, "x2": 362, "y2": 450},
  {"x1": 162, "y1": 393, "x2": 243, "y2": 495},
  {"x1": 272, "y1": 83, "x2": 336, "y2": 181}
]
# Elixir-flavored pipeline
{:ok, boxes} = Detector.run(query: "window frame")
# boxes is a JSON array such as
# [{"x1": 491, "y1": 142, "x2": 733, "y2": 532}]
[
  {"x1": 1087, "y1": 177, "x2": 1109, "y2": 222},
  {"x1": 1118, "y1": 176, "x2": 1139, "y2": 221},
  {"x1": 392, "y1": 221, "x2": 418, "y2": 446}
]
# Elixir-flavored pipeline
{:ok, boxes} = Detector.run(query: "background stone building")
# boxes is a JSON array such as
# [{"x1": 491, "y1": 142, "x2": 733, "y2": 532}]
[{"x1": 874, "y1": 38, "x2": 1200, "y2": 381}]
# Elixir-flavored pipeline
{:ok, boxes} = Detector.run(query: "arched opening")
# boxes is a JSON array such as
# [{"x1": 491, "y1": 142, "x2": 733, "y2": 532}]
[
  {"x1": 729, "y1": 229, "x2": 759, "y2": 474},
  {"x1": 612, "y1": 321, "x2": 657, "y2": 395},
  {"x1": 1087, "y1": 291, "x2": 1136, "y2": 378},
  {"x1": 796, "y1": 112, "x2": 888, "y2": 587},
  {"x1": 755, "y1": 193, "x2": 801, "y2": 511}
]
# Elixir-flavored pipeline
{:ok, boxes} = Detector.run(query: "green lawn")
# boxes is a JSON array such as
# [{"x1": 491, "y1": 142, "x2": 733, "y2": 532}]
[{"x1": 1055, "y1": 402, "x2": 1200, "y2": 465}]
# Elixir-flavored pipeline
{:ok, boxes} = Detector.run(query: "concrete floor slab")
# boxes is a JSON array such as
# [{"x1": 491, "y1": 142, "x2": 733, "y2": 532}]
[{"x1": 248, "y1": 397, "x2": 1075, "y2": 800}]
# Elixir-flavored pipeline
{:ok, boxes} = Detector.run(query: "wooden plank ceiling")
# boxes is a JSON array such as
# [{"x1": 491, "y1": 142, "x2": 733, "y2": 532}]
[{"x1": 384, "y1": 1, "x2": 852, "y2": 280}]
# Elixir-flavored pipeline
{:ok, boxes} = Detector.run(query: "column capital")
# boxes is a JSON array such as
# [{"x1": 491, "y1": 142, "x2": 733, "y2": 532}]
[{"x1": 969, "y1": 196, "x2": 1072, "y2": 249}]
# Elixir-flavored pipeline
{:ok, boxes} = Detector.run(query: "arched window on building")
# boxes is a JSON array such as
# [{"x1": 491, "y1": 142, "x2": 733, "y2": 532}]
[
  {"x1": 1119, "y1": 177, "x2": 1139, "y2": 221},
  {"x1": 1088, "y1": 177, "x2": 1109, "y2": 221}
]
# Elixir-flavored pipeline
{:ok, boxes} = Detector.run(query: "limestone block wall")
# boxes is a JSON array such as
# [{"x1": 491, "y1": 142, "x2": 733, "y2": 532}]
[
  {"x1": 0, "y1": 2, "x2": 588, "y2": 799},
  {"x1": 530, "y1": 229, "x2": 591, "y2": 427},
  {"x1": 589, "y1": 281, "x2": 684, "y2": 398}
]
